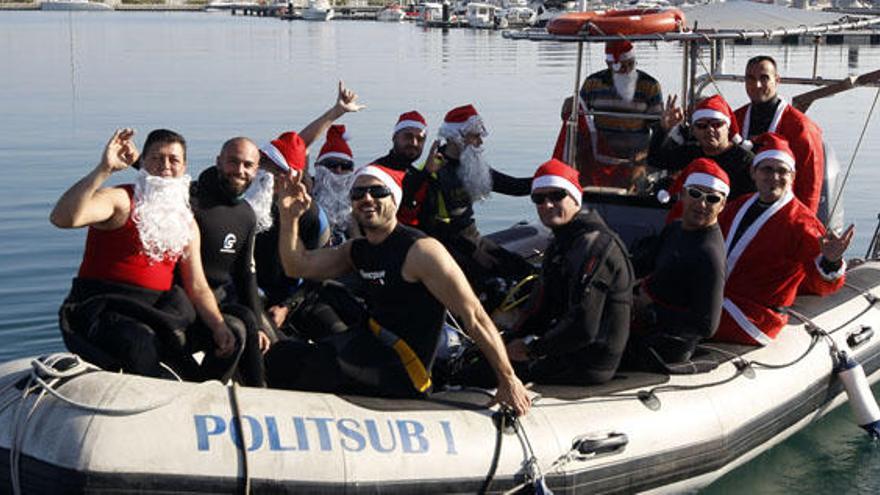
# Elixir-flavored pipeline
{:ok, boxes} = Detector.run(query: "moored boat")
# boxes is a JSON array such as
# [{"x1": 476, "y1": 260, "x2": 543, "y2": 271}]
[
  {"x1": 302, "y1": 0, "x2": 334, "y2": 21},
  {"x1": 376, "y1": 3, "x2": 406, "y2": 22},
  {"x1": 40, "y1": 0, "x2": 112, "y2": 11}
]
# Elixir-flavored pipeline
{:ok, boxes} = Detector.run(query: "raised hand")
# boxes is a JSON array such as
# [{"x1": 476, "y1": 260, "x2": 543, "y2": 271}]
[
  {"x1": 336, "y1": 80, "x2": 366, "y2": 114},
  {"x1": 660, "y1": 94, "x2": 684, "y2": 131},
  {"x1": 276, "y1": 169, "x2": 312, "y2": 220},
  {"x1": 424, "y1": 139, "x2": 445, "y2": 174},
  {"x1": 100, "y1": 128, "x2": 139, "y2": 174},
  {"x1": 819, "y1": 224, "x2": 855, "y2": 263}
]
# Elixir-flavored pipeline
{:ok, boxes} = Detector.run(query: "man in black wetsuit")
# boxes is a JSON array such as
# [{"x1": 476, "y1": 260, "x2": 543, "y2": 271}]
[
  {"x1": 649, "y1": 94, "x2": 755, "y2": 203},
  {"x1": 370, "y1": 110, "x2": 432, "y2": 227},
  {"x1": 627, "y1": 158, "x2": 728, "y2": 373},
  {"x1": 188, "y1": 137, "x2": 270, "y2": 386},
  {"x1": 501, "y1": 159, "x2": 634, "y2": 385},
  {"x1": 417, "y1": 104, "x2": 534, "y2": 289},
  {"x1": 265, "y1": 163, "x2": 531, "y2": 416}
]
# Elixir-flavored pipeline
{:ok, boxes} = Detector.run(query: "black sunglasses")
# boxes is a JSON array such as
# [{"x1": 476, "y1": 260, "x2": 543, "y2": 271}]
[
  {"x1": 319, "y1": 159, "x2": 354, "y2": 172},
  {"x1": 350, "y1": 185, "x2": 393, "y2": 201},
  {"x1": 693, "y1": 120, "x2": 726, "y2": 131},
  {"x1": 530, "y1": 190, "x2": 569, "y2": 205},
  {"x1": 685, "y1": 186, "x2": 724, "y2": 205}
]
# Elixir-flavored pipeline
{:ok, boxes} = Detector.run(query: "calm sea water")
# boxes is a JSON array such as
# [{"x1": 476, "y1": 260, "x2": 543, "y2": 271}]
[{"x1": 1, "y1": 11, "x2": 879, "y2": 492}]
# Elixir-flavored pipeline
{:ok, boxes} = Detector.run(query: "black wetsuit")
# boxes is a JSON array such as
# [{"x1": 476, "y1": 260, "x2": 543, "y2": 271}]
[
  {"x1": 627, "y1": 221, "x2": 726, "y2": 372},
  {"x1": 745, "y1": 96, "x2": 781, "y2": 138},
  {"x1": 188, "y1": 168, "x2": 264, "y2": 386},
  {"x1": 417, "y1": 147, "x2": 534, "y2": 289},
  {"x1": 265, "y1": 225, "x2": 446, "y2": 398},
  {"x1": 513, "y1": 210, "x2": 634, "y2": 385},
  {"x1": 647, "y1": 126, "x2": 755, "y2": 200}
]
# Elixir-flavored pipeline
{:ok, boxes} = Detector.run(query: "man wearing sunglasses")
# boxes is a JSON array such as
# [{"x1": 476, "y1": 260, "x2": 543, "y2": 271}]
[
  {"x1": 627, "y1": 159, "x2": 728, "y2": 372},
  {"x1": 713, "y1": 132, "x2": 852, "y2": 346},
  {"x1": 266, "y1": 164, "x2": 531, "y2": 416},
  {"x1": 501, "y1": 159, "x2": 633, "y2": 385},
  {"x1": 649, "y1": 94, "x2": 755, "y2": 203}
]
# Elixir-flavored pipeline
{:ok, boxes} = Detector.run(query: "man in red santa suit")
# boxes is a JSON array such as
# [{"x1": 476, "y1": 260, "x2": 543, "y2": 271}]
[
  {"x1": 734, "y1": 55, "x2": 825, "y2": 213},
  {"x1": 713, "y1": 132, "x2": 853, "y2": 345}
]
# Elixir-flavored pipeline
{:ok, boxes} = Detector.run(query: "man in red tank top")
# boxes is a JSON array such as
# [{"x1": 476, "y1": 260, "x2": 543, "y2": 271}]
[{"x1": 52, "y1": 128, "x2": 236, "y2": 378}]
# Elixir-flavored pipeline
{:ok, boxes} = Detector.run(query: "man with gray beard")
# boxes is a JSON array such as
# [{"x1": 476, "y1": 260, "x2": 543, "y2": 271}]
[
  {"x1": 417, "y1": 104, "x2": 534, "y2": 298},
  {"x1": 52, "y1": 128, "x2": 235, "y2": 378}
]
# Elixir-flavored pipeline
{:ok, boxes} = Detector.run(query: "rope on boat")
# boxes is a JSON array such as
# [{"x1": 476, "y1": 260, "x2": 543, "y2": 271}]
[
  {"x1": 826, "y1": 85, "x2": 880, "y2": 228},
  {"x1": 228, "y1": 382, "x2": 252, "y2": 495},
  {"x1": 2, "y1": 353, "x2": 220, "y2": 494}
]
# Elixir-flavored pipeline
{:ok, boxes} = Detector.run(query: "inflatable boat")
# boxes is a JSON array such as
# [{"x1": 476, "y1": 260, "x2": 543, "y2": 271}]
[{"x1": 1, "y1": 219, "x2": 880, "y2": 493}]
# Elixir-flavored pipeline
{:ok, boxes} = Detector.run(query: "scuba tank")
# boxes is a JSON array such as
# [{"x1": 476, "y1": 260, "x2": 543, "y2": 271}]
[{"x1": 835, "y1": 350, "x2": 880, "y2": 439}]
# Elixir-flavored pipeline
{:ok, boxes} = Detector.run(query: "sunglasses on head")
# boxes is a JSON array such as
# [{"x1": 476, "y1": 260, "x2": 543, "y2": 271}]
[
  {"x1": 685, "y1": 186, "x2": 724, "y2": 204},
  {"x1": 693, "y1": 120, "x2": 727, "y2": 131},
  {"x1": 530, "y1": 189, "x2": 569, "y2": 205},
  {"x1": 350, "y1": 185, "x2": 392, "y2": 201}
]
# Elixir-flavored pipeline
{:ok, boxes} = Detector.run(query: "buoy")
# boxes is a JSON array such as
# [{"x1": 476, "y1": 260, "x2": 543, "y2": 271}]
[{"x1": 835, "y1": 350, "x2": 880, "y2": 439}]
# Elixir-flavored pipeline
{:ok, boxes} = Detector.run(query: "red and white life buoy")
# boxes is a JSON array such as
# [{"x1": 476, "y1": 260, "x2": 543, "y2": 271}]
[{"x1": 547, "y1": 8, "x2": 686, "y2": 36}]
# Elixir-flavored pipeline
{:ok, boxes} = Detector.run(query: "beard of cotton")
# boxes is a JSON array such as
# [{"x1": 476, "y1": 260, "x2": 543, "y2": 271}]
[
  {"x1": 243, "y1": 169, "x2": 275, "y2": 233},
  {"x1": 313, "y1": 166, "x2": 354, "y2": 232},
  {"x1": 457, "y1": 144, "x2": 493, "y2": 202},
  {"x1": 613, "y1": 69, "x2": 638, "y2": 102},
  {"x1": 132, "y1": 169, "x2": 195, "y2": 263}
]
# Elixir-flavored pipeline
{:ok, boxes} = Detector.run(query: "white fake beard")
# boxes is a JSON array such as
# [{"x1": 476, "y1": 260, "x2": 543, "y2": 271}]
[
  {"x1": 457, "y1": 144, "x2": 493, "y2": 202},
  {"x1": 313, "y1": 166, "x2": 354, "y2": 232},
  {"x1": 243, "y1": 169, "x2": 275, "y2": 233},
  {"x1": 613, "y1": 70, "x2": 638, "y2": 102},
  {"x1": 132, "y1": 169, "x2": 195, "y2": 263}
]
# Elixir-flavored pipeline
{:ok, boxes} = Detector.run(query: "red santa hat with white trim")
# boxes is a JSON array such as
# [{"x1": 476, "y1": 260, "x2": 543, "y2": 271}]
[
  {"x1": 316, "y1": 125, "x2": 353, "y2": 164},
  {"x1": 393, "y1": 110, "x2": 428, "y2": 135},
  {"x1": 605, "y1": 40, "x2": 634, "y2": 68},
  {"x1": 261, "y1": 131, "x2": 307, "y2": 176},
  {"x1": 681, "y1": 157, "x2": 731, "y2": 196},
  {"x1": 752, "y1": 132, "x2": 796, "y2": 171},
  {"x1": 439, "y1": 104, "x2": 487, "y2": 140},
  {"x1": 691, "y1": 95, "x2": 743, "y2": 145},
  {"x1": 532, "y1": 158, "x2": 583, "y2": 206},
  {"x1": 353, "y1": 164, "x2": 405, "y2": 206}
]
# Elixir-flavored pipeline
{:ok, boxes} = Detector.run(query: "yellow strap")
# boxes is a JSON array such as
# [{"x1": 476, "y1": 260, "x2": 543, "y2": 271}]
[{"x1": 368, "y1": 319, "x2": 432, "y2": 393}]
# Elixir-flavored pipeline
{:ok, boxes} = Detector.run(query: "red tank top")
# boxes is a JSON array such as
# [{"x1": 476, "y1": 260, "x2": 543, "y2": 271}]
[{"x1": 77, "y1": 185, "x2": 179, "y2": 291}]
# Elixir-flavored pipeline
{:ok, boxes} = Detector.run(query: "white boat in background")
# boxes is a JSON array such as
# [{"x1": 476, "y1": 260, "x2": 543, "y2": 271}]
[
  {"x1": 502, "y1": 0, "x2": 537, "y2": 27},
  {"x1": 41, "y1": 0, "x2": 112, "y2": 11},
  {"x1": 204, "y1": 0, "x2": 259, "y2": 12},
  {"x1": 466, "y1": 2, "x2": 501, "y2": 28},
  {"x1": 302, "y1": 0, "x2": 335, "y2": 21},
  {"x1": 376, "y1": 3, "x2": 406, "y2": 22}
]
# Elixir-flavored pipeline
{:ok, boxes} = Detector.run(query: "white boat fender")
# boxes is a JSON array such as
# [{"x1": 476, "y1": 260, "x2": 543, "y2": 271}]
[{"x1": 834, "y1": 350, "x2": 880, "y2": 439}]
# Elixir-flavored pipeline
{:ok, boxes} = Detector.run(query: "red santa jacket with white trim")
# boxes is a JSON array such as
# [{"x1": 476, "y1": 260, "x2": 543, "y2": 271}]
[
  {"x1": 735, "y1": 99, "x2": 825, "y2": 213},
  {"x1": 714, "y1": 191, "x2": 845, "y2": 345}
]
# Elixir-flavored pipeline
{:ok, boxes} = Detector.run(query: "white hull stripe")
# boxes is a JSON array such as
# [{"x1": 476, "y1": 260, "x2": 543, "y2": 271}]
[
  {"x1": 723, "y1": 298, "x2": 773, "y2": 346},
  {"x1": 725, "y1": 191, "x2": 794, "y2": 279}
]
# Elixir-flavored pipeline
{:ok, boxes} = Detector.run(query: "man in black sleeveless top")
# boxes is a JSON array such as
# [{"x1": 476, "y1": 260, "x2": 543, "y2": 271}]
[{"x1": 265, "y1": 164, "x2": 531, "y2": 416}]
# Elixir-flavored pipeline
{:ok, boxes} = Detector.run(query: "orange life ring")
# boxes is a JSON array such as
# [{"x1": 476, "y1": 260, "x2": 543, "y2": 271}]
[{"x1": 547, "y1": 8, "x2": 686, "y2": 36}]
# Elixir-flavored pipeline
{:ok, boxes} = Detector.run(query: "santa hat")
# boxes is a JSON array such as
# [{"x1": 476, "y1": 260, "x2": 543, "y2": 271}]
[
  {"x1": 531, "y1": 158, "x2": 582, "y2": 206},
  {"x1": 439, "y1": 104, "x2": 487, "y2": 140},
  {"x1": 682, "y1": 157, "x2": 731, "y2": 196},
  {"x1": 353, "y1": 164, "x2": 404, "y2": 206},
  {"x1": 393, "y1": 110, "x2": 428, "y2": 135},
  {"x1": 605, "y1": 40, "x2": 634, "y2": 64},
  {"x1": 752, "y1": 132, "x2": 796, "y2": 171},
  {"x1": 691, "y1": 95, "x2": 743, "y2": 144},
  {"x1": 261, "y1": 131, "x2": 306, "y2": 176},
  {"x1": 316, "y1": 125, "x2": 353, "y2": 164}
]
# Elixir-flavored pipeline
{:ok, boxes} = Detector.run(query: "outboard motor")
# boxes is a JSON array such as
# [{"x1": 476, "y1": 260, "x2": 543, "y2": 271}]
[{"x1": 835, "y1": 350, "x2": 880, "y2": 439}]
